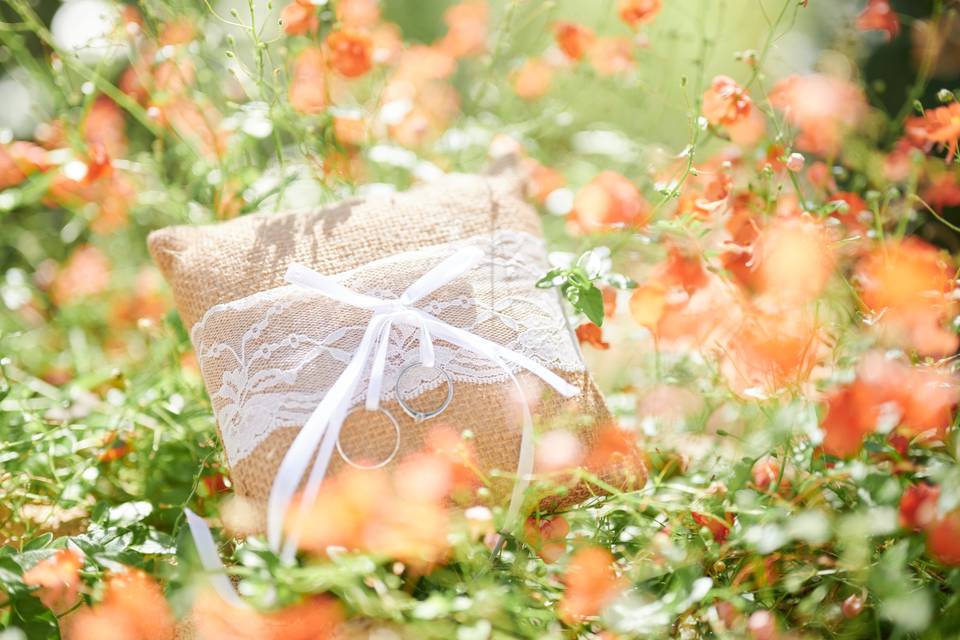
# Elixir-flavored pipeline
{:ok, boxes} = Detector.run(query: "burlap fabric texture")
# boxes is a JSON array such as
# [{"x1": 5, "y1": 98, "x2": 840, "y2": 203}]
[{"x1": 148, "y1": 162, "x2": 618, "y2": 528}]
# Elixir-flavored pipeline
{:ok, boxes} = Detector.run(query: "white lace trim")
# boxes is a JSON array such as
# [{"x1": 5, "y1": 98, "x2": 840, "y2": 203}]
[{"x1": 191, "y1": 229, "x2": 584, "y2": 465}]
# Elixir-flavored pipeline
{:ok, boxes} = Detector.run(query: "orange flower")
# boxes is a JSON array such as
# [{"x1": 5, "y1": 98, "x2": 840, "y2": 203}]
[
  {"x1": 159, "y1": 19, "x2": 196, "y2": 46},
  {"x1": 724, "y1": 307, "x2": 822, "y2": 394},
  {"x1": 821, "y1": 380, "x2": 881, "y2": 458},
  {"x1": 588, "y1": 37, "x2": 635, "y2": 76},
  {"x1": 281, "y1": 0, "x2": 319, "y2": 36},
  {"x1": 289, "y1": 47, "x2": 327, "y2": 114},
  {"x1": 49, "y1": 245, "x2": 111, "y2": 306},
  {"x1": 23, "y1": 549, "x2": 84, "y2": 614},
  {"x1": 702, "y1": 75, "x2": 752, "y2": 127},
  {"x1": 905, "y1": 102, "x2": 960, "y2": 162},
  {"x1": 523, "y1": 159, "x2": 565, "y2": 205},
  {"x1": 333, "y1": 113, "x2": 367, "y2": 146},
  {"x1": 691, "y1": 511, "x2": 734, "y2": 543},
  {"x1": 618, "y1": 0, "x2": 661, "y2": 28},
  {"x1": 927, "y1": 511, "x2": 960, "y2": 566},
  {"x1": 423, "y1": 424, "x2": 480, "y2": 497},
  {"x1": 325, "y1": 30, "x2": 373, "y2": 78},
  {"x1": 83, "y1": 96, "x2": 128, "y2": 159},
  {"x1": 855, "y1": 238, "x2": 958, "y2": 357},
  {"x1": 751, "y1": 215, "x2": 836, "y2": 303},
  {"x1": 821, "y1": 353, "x2": 958, "y2": 457},
  {"x1": 899, "y1": 483, "x2": 940, "y2": 531},
  {"x1": 827, "y1": 191, "x2": 870, "y2": 232},
  {"x1": 570, "y1": 171, "x2": 650, "y2": 233},
  {"x1": 856, "y1": 0, "x2": 900, "y2": 41},
  {"x1": 0, "y1": 141, "x2": 49, "y2": 189},
  {"x1": 524, "y1": 515, "x2": 570, "y2": 563},
  {"x1": 727, "y1": 106, "x2": 767, "y2": 147},
  {"x1": 512, "y1": 58, "x2": 554, "y2": 101},
  {"x1": 553, "y1": 21, "x2": 594, "y2": 60},
  {"x1": 585, "y1": 425, "x2": 647, "y2": 481},
  {"x1": 923, "y1": 171, "x2": 960, "y2": 211},
  {"x1": 64, "y1": 567, "x2": 174, "y2": 640},
  {"x1": 192, "y1": 590, "x2": 343, "y2": 640},
  {"x1": 769, "y1": 74, "x2": 866, "y2": 155},
  {"x1": 576, "y1": 322, "x2": 610, "y2": 350},
  {"x1": 559, "y1": 547, "x2": 625, "y2": 623},
  {"x1": 336, "y1": 0, "x2": 380, "y2": 28},
  {"x1": 439, "y1": 0, "x2": 488, "y2": 58},
  {"x1": 288, "y1": 453, "x2": 453, "y2": 567},
  {"x1": 156, "y1": 98, "x2": 229, "y2": 160},
  {"x1": 628, "y1": 281, "x2": 667, "y2": 329}
]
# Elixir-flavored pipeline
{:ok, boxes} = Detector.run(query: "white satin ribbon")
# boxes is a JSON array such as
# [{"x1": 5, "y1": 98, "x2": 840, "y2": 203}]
[{"x1": 187, "y1": 245, "x2": 580, "y2": 595}]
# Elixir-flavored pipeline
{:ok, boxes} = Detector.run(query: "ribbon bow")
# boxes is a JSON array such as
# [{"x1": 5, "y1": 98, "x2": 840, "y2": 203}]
[{"x1": 187, "y1": 246, "x2": 579, "y2": 599}]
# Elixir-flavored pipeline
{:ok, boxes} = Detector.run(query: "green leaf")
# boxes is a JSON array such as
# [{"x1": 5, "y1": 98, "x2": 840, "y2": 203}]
[{"x1": 577, "y1": 285, "x2": 605, "y2": 327}]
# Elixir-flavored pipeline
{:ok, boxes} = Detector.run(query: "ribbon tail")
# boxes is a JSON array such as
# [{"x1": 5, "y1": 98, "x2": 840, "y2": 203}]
[
  {"x1": 502, "y1": 369, "x2": 536, "y2": 535},
  {"x1": 267, "y1": 315, "x2": 387, "y2": 553},
  {"x1": 184, "y1": 509, "x2": 251, "y2": 610}
]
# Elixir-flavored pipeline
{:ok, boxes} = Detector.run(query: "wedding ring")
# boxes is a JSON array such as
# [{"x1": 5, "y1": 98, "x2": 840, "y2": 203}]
[
  {"x1": 395, "y1": 363, "x2": 454, "y2": 423},
  {"x1": 336, "y1": 407, "x2": 401, "y2": 469}
]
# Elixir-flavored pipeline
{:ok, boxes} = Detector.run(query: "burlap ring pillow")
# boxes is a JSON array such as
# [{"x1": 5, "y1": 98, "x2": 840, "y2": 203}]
[{"x1": 148, "y1": 160, "x2": 615, "y2": 527}]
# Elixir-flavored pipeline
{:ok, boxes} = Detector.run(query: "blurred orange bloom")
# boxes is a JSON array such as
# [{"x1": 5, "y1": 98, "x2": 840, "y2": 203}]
[
  {"x1": 570, "y1": 171, "x2": 650, "y2": 233},
  {"x1": 288, "y1": 453, "x2": 454, "y2": 566},
  {"x1": 83, "y1": 96, "x2": 128, "y2": 159},
  {"x1": 554, "y1": 21, "x2": 594, "y2": 61},
  {"x1": 691, "y1": 511, "x2": 734, "y2": 543},
  {"x1": 512, "y1": 58, "x2": 554, "y2": 101},
  {"x1": 159, "y1": 19, "x2": 196, "y2": 46},
  {"x1": 618, "y1": 0, "x2": 661, "y2": 28},
  {"x1": 702, "y1": 75, "x2": 752, "y2": 127},
  {"x1": 289, "y1": 47, "x2": 328, "y2": 114},
  {"x1": 906, "y1": 102, "x2": 960, "y2": 163},
  {"x1": 585, "y1": 424, "x2": 647, "y2": 481},
  {"x1": 559, "y1": 547, "x2": 625, "y2": 624},
  {"x1": 899, "y1": 483, "x2": 940, "y2": 531},
  {"x1": 628, "y1": 281, "x2": 667, "y2": 330},
  {"x1": 821, "y1": 380, "x2": 881, "y2": 458},
  {"x1": 727, "y1": 106, "x2": 767, "y2": 147},
  {"x1": 523, "y1": 159, "x2": 565, "y2": 205},
  {"x1": 65, "y1": 567, "x2": 174, "y2": 640},
  {"x1": 769, "y1": 74, "x2": 867, "y2": 156},
  {"x1": 423, "y1": 424, "x2": 481, "y2": 497},
  {"x1": 827, "y1": 191, "x2": 871, "y2": 233},
  {"x1": 49, "y1": 245, "x2": 111, "y2": 306},
  {"x1": 855, "y1": 238, "x2": 958, "y2": 357},
  {"x1": 856, "y1": 0, "x2": 900, "y2": 40},
  {"x1": 193, "y1": 590, "x2": 343, "y2": 640},
  {"x1": 336, "y1": 0, "x2": 380, "y2": 28},
  {"x1": 576, "y1": 322, "x2": 610, "y2": 350},
  {"x1": 923, "y1": 171, "x2": 960, "y2": 211},
  {"x1": 439, "y1": 0, "x2": 488, "y2": 58},
  {"x1": 659, "y1": 246, "x2": 708, "y2": 293},
  {"x1": 158, "y1": 98, "x2": 230, "y2": 159},
  {"x1": 927, "y1": 511, "x2": 960, "y2": 566},
  {"x1": 821, "y1": 353, "x2": 958, "y2": 457},
  {"x1": 524, "y1": 515, "x2": 569, "y2": 563},
  {"x1": 23, "y1": 549, "x2": 83, "y2": 614},
  {"x1": 588, "y1": 37, "x2": 635, "y2": 76},
  {"x1": 333, "y1": 113, "x2": 367, "y2": 146},
  {"x1": 724, "y1": 307, "x2": 823, "y2": 394},
  {"x1": 325, "y1": 29, "x2": 373, "y2": 78},
  {"x1": 110, "y1": 268, "x2": 168, "y2": 327},
  {"x1": 0, "y1": 141, "x2": 49, "y2": 189},
  {"x1": 751, "y1": 215, "x2": 836, "y2": 303},
  {"x1": 281, "y1": 0, "x2": 319, "y2": 36}
]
